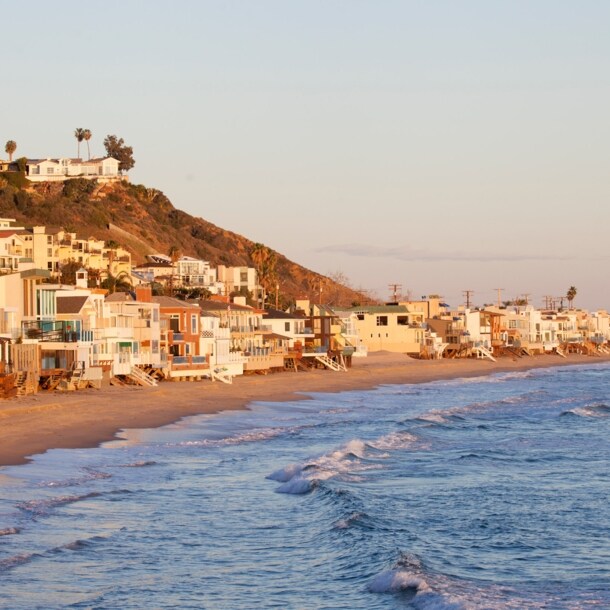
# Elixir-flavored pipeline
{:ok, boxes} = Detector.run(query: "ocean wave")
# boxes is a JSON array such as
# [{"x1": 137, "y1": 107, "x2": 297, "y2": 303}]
[
  {"x1": 40, "y1": 467, "x2": 112, "y2": 489},
  {"x1": 368, "y1": 569, "x2": 469, "y2": 609},
  {"x1": 0, "y1": 552, "x2": 38, "y2": 572},
  {"x1": 118, "y1": 460, "x2": 158, "y2": 468},
  {"x1": 177, "y1": 426, "x2": 290, "y2": 448},
  {"x1": 560, "y1": 403, "x2": 610, "y2": 419},
  {"x1": 16, "y1": 492, "x2": 102, "y2": 516},
  {"x1": 0, "y1": 527, "x2": 21, "y2": 537},
  {"x1": 333, "y1": 511, "x2": 368, "y2": 530},
  {"x1": 268, "y1": 438, "x2": 384, "y2": 493},
  {"x1": 368, "y1": 431, "x2": 419, "y2": 451}
]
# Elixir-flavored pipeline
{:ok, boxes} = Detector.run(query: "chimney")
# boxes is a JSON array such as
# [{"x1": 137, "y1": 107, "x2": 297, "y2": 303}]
[{"x1": 135, "y1": 286, "x2": 152, "y2": 303}]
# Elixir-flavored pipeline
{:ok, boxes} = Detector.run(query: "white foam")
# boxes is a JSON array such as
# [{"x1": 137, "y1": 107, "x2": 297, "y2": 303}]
[
  {"x1": 266, "y1": 463, "x2": 303, "y2": 483},
  {"x1": 370, "y1": 431, "x2": 418, "y2": 451},
  {"x1": 368, "y1": 569, "x2": 471, "y2": 610},
  {"x1": 268, "y1": 438, "x2": 374, "y2": 492},
  {"x1": 367, "y1": 569, "x2": 430, "y2": 593},
  {"x1": 275, "y1": 477, "x2": 313, "y2": 495}
]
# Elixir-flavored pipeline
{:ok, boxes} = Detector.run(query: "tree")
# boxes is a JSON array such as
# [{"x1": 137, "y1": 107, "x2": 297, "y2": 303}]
[
  {"x1": 83, "y1": 129, "x2": 92, "y2": 160},
  {"x1": 74, "y1": 128, "x2": 85, "y2": 159},
  {"x1": 566, "y1": 286, "x2": 577, "y2": 309},
  {"x1": 4, "y1": 140, "x2": 16, "y2": 162},
  {"x1": 102, "y1": 270, "x2": 132, "y2": 294},
  {"x1": 250, "y1": 243, "x2": 277, "y2": 307},
  {"x1": 103, "y1": 134, "x2": 135, "y2": 172}
]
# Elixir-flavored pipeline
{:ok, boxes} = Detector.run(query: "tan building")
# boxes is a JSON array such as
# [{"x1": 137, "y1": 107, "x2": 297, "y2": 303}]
[{"x1": 349, "y1": 304, "x2": 425, "y2": 355}]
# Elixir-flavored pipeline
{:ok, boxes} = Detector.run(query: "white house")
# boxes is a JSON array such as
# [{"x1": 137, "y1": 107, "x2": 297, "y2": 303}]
[{"x1": 25, "y1": 157, "x2": 120, "y2": 182}]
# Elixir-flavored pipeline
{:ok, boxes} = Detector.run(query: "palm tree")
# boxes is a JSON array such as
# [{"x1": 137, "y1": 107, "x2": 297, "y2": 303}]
[
  {"x1": 4, "y1": 140, "x2": 16, "y2": 162},
  {"x1": 250, "y1": 243, "x2": 277, "y2": 307},
  {"x1": 74, "y1": 128, "x2": 85, "y2": 159},
  {"x1": 167, "y1": 245, "x2": 182, "y2": 296},
  {"x1": 566, "y1": 286, "x2": 577, "y2": 309},
  {"x1": 83, "y1": 129, "x2": 92, "y2": 160}
]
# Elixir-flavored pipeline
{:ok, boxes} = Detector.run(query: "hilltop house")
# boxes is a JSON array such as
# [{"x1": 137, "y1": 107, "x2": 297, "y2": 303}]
[{"x1": 24, "y1": 157, "x2": 121, "y2": 183}]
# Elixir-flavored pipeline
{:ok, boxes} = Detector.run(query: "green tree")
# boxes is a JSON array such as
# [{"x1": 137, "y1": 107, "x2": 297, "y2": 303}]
[
  {"x1": 74, "y1": 128, "x2": 85, "y2": 159},
  {"x1": 102, "y1": 270, "x2": 132, "y2": 294},
  {"x1": 4, "y1": 140, "x2": 16, "y2": 162},
  {"x1": 83, "y1": 129, "x2": 92, "y2": 160},
  {"x1": 566, "y1": 286, "x2": 577, "y2": 309},
  {"x1": 103, "y1": 134, "x2": 135, "y2": 172}
]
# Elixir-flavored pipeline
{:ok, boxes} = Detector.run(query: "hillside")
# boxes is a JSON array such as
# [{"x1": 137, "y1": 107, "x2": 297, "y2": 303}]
[{"x1": 0, "y1": 176, "x2": 373, "y2": 307}]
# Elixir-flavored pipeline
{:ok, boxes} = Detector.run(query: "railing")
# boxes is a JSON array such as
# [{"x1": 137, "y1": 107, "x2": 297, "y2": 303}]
[
  {"x1": 22, "y1": 320, "x2": 81, "y2": 343},
  {"x1": 170, "y1": 355, "x2": 207, "y2": 367}
]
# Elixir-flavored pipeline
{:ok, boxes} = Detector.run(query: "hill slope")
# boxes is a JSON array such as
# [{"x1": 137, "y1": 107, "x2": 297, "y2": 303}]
[{"x1": 0, "y1": 177, "x2": 373, "y2": 307}]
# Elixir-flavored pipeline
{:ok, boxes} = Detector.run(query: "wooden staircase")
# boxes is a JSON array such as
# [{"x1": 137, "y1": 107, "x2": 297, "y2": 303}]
[
  {"x1": 128, "y1": 366, "x2": 159, "y2": 387},
  {"x1": 210, "y1": 367, "x2": 233, "y2": 384},
  {"x1": 473, "y1": 345, "x2": 497, "y2": 362},
  {"x1": 314, "y1": 354, "x2": 347, "y2": 372}
]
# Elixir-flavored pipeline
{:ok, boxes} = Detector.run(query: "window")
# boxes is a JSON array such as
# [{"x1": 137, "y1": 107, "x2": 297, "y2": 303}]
[
  {"x1": 47, "y1": 248, "x2": 53, "y2": 257},
  {"x1": 285, "y1": 322, "x2": 290, "y2": 332},
  {"x1": 191, "y1": 314, "x2": 198, "y2": 334},
  {"x1": 376, "y1": 316, "x2": 388, "y2": 326},
  {"x1": 397, "y1": 316, "x2": 409, "y2": 326},
  {"x1": 357, "y1": 314, "x2": 364, "y2": 321},
  {"x1": 47, "y1": 236, "x2": 52, "y2": 244},
  {"x1": 240, "y1": 271, "x2": 248, "y2": 283},
  {"x1": 152, "y1": 340, "x2": 159, "y2": 353},
  {"x1": 153, "y1": 309, "x2": 159, "y2": 323}
]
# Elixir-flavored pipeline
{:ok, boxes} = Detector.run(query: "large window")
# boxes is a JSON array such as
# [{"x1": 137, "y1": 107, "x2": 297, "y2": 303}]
[{"x1": 376, "y1": 316, "x2": 388, "y2": 326}]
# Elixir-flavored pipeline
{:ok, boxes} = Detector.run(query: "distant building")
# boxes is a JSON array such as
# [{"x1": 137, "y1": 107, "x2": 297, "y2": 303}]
[{"x1": 23, "y1": 157, "x2": 121, "y2": 183}]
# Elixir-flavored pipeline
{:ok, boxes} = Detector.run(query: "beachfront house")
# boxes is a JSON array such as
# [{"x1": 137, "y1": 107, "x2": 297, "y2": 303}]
[
  {"x1": 347, "y1": 303, "x2": 425, "y2": 355},
  {"x1": 153, "y1": 295, "x2": 208, "y2": 380}
]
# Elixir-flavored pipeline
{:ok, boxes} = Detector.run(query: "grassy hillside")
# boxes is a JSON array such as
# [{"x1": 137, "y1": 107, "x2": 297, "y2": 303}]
[{"x1": 0, "y1": 176, "x2": 373, "y2": 307}]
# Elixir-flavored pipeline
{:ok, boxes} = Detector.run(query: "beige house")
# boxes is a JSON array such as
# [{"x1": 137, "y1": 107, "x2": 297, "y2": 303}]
[{"x1": 349, "y1": 304, "x2": 425, "y2": 355}]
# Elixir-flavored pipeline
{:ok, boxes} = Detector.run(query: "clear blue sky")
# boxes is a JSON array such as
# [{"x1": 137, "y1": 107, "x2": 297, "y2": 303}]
[{"x1": 4, "y1": 0, "x2": 609, "y2": 310}]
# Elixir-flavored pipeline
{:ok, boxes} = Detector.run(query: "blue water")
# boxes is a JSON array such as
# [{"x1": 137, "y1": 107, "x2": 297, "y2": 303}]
[{"x1": 1, "y1": 363, "x2": 609, "y2": 609}]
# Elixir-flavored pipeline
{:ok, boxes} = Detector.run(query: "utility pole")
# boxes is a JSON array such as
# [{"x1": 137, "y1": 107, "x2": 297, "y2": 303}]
[
  {"x1": 463, "y1": 290, "x2": 474, "y2": 309},
  {"x1": 388, "y1": 283, "x2": 402, "y2": 303},
  {"x1": 494, "y1": 288, "x2": 504, "y2": 307},
  {"x1": 521, "y1": 293, "x2": 530, "y2": 305},
  {"x1": 543, "y1": 295, "x2": 553, "y2": 309}
]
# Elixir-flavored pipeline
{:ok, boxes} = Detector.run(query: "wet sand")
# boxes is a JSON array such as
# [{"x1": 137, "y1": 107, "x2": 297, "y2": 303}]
[{"x1": 1, "y1": 352, "x2": 608, "y2": 467}]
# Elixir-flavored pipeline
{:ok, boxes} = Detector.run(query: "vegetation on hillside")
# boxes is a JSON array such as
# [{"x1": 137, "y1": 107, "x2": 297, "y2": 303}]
[{"x1": 0, "y1": 178, "x2": 373, "y2": 307}]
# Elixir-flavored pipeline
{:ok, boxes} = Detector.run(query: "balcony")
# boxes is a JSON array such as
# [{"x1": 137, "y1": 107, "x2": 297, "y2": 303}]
[{"x1": 22, "y1": 320, "x2": 82, "y2": 343}]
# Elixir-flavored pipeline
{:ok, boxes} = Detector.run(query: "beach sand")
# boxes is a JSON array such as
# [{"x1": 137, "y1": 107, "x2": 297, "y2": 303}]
[{"x1": 1, "y1": 352, "x2": 608, "y2": 467}]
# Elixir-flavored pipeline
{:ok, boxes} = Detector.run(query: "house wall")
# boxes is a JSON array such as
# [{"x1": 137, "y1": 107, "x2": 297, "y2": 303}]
[{"x1": 353, "y1": 313, "x2": 423, "y2": 354}]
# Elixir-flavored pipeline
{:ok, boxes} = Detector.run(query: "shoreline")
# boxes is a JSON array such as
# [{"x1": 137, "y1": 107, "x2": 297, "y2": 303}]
[{"x1": 1, "y1": 352, "x2": 609, "y2": 468}]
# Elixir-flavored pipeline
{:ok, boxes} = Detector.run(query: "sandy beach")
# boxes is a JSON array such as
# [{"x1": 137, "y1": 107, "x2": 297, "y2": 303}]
[{"x1": 1, "y1": 352, "x2": 608, "y2": 467}]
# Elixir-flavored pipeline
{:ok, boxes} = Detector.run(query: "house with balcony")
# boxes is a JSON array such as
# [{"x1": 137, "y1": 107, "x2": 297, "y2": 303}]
[
  {"x1": 199, "y1": 312, "x2": 245, "y2": 379},
  {"x1": 103, "y1": 288, "x2": 163, "y2": 379},
  {"x1": 196, "y1": 298, "x2": 280, "y2": 372},
  {"x1": 152, "y1": 295, "x2": 208, "y2": 380}
]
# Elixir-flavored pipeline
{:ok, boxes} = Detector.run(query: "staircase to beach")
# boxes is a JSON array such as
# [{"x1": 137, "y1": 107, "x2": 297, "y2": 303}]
[
  {"x1": 128, "y1": 366, "x2": 159, "y2": 387},
  {"x1": 210, "y1": 367, "x2": 233, "y2": 384},
  {"x1": 314, "y1": 354, "x2": 347, "y2": 372}
]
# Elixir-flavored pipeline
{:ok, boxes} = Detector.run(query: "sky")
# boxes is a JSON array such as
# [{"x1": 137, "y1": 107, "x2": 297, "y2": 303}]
[{"x1": 3, "y1": 1, "x2": 609, "y2": 310}]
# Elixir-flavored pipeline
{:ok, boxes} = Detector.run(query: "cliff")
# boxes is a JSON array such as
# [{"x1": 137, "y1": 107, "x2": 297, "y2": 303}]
[{"x1": 0, "y1": 176, "x2": 373, "y2": 307}]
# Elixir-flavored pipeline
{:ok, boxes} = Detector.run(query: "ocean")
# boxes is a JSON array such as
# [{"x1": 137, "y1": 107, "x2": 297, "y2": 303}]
[{"x1": 0, "y1": 362, "x2": 609, "y2": 610}]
